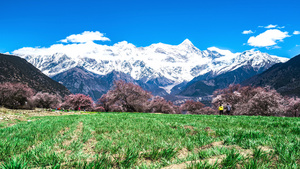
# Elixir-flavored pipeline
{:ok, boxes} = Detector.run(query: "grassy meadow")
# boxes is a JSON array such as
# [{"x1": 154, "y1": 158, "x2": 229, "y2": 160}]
[{"x1": 0, "y1": 110, "x2": 299, "y2": 168}]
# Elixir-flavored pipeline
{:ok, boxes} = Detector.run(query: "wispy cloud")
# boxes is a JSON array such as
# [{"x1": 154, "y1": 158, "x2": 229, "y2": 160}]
[
  {"x1": 242, "y1": 30, "x2": 254, "y2": 34},
  {"x1": 265, "y1": 24, "x2": 277, "y2": 29},
  {"x1": 258, "y1": 24, "x2": 285, "y2": 29},
  {"x1": 293, "y1": 31, "x2": 300, "y2": 35},
  {"x1": 272, "y1": 45, "x2": 281, "y2": 49},
  {"x1": 247, "y1": 29, "x2": 290, "y2": 47},
  {"x1": 59, "y1": 31, "x2": 110, "y2": 43}
]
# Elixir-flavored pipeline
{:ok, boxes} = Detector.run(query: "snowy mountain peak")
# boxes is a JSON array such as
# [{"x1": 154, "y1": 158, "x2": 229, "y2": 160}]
[{"x1": 179, "y1": 39, "x2": 194, "y2": 47}]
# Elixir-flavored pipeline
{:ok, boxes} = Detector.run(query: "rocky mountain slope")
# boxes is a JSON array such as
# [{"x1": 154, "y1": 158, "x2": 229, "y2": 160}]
[
  {"x1": 176, "y1": 52, "x2": 277, "y2": 96},
  {"x1": 242, "y1": 54, "x2": 300, "y2": 97},
  {"x1": 52, "y1": 67, "x2": 167, "y2": 100},
  {"x1": 0, "y1": 53, "x2": 71, "y2": 97}
]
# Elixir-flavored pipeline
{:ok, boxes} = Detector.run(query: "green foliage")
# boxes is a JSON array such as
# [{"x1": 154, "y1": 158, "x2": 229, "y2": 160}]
[
  {"x1": 188, "y1": 161, "x2": 219, "y2": 169},
  {"x1": 0, "y1": 112, "x2": 299, "y2": 168},
  {"x1": 142, "y1": 147, "x2": 178, "y2": 161},
  {"x1": 1, "y1": 157, "x2": 27, "y2": 169},
  {"x1": 120, "y1": 148, "x2": 139, "y2": 168},
  {"x1": 221, "y1": 150, "x2": 243, "y2": 168}
]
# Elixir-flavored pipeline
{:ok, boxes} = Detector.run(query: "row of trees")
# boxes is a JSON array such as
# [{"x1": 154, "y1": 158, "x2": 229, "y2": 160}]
[
  {"x1": 0, "y1": 82, "x2": 94, "y2": 110},
  {"x1": 0, "y1": 81, "x2": 299, "y2": 117}
]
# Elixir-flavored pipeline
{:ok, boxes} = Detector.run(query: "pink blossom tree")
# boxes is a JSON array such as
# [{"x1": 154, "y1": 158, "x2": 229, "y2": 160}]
[
  {"x1": 62, "y1": 94, "x2": 94, "y2": 111},
  {"x1": 0, "y1": 82, "x2": 34, "y2": 109},
  {"x1": 179, "y1": 100, "x2": 216, "y2": 115},
  {"x1": 31, "y1": 92, "x2": 62, "y2": 109},
  {"x1": 98, "y1": 80, "x2": 152, "y2": 112},
  {"x1": 286, "y1": 97, "x2": 300, "y2": 117},
  {"x1": 147, "y1": 96, "x2": 180, "y2": 114},
  {"x1": 180, "y1": 100, "x2": 205, "y2": 114}
]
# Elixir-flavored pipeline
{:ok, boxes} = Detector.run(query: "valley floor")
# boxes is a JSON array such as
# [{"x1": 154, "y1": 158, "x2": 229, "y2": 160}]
[{"x1": 0, "y1": 108, "x2": 299, "y2": 168}]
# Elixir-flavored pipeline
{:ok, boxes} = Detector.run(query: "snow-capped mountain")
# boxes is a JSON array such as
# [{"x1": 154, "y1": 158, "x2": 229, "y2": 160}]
[{"x1": 13, "y1": 39, "x2": 288, "y2": 93}]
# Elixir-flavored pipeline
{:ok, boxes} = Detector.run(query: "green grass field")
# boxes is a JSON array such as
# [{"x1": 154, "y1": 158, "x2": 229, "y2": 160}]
[{"x1": 0, "y1": 111, "x2": 299, "y2": 168}]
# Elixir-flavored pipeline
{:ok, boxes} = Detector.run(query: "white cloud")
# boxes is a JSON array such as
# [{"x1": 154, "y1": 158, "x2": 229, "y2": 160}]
[
  {"x1": 293, "y1": 31, "x2": 300, "y2": 35},
  {"x1": 265, "y1": 24, "x2": 277, "y2": 29},
  {"x1": 272, "y1": 45, "x2": 281, "y2": 49},
  {"x1": 59, "y1": 31, "x2": 110, "y2": 43},
  {"x1": 242, "y1": 30, "x2": 254, "y2": 34},
  {"x1": 247, "y1": 29, "x2": 290, "y2": 47},
  {"x1": 258, "y1": 24, "x2": 285, "y2": 29}
]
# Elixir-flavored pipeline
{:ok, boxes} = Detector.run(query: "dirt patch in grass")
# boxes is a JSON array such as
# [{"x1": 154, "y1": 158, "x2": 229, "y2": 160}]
[
  {"x1": 0, "y1": 108, "x2": 89, "y2": 128},
  {"x1": 205, "y1": 155, "x2": 225, "y2": 165},
  {"x1": 184, "y1": 125, "x2": 198, "y2": 135},
  {"x1": 178, "y1": 148, "x2": 190, "y2": 159},
  {"x1": 176, "y1": 140, "x2": 254, "y2": 163},
  {"x1": 174, "y1": 141, "x2": 224, "y2": 160},
  {"x1": 83, "y1": 137, "x2": 97, "y2": 157},
  {"x1": 0, "y1": 108, "x2": 87, "y2": 119},
  {"x1": 197, "y1": 141, "x2": 253, "y2": 157},
  {"x1": 55, "y1": 122, "x2": 84, "y2": 156},
  {"x1": 195, "y1": 141, "x2": 224, "y2": 151},
  {"x1": 204, "y1": 127, "x2": 217, "y2": 137},
  {"x1": 257, "y1": 146, "x2": 274, "y2": 152},
  {"x1": 0, "y1": 113, "x2": 28, "y2": 127},
  {"x1": 59, "y1": 127, "x2": 70, "y2": 136},
  {"x1": 222, "y1": 144, "x2": 253, "y2": 157},
  {"x1": 184, "y1": 125, "x2": 194, "y2": 130},
  {"x1": 162, "y1": 154, "x2": 226, "y2": 169},
  {"x1": 63, "y1": 122, "x2": 83, "y2": 147},
  {"x1": 204, "y1": 127, "x2": 213, "y2": 132}
]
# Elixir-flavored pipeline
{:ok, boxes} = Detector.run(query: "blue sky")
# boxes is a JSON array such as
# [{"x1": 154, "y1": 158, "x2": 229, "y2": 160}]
[{"x1": 1, "y1": 0, "x2": 300, "y2": 58}]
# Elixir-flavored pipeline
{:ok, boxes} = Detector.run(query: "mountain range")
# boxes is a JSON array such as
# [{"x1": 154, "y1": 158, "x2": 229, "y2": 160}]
[
  {"x1": 12, "y1": 39, "x2": 289, "y2": 100},
  {"x1": 51, "y1": 67, "x2": 168, "y2": 100}
]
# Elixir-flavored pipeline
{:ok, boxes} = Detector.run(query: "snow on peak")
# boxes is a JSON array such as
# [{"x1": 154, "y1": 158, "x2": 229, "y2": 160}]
[
  {"x1": 13, "y1": 39, "x2": 289, "y2": 85},
  {"x1": 179, "y1": 39, "x2": 194, "y2": 47},
  {"x1": 207, "y1": 47, "x2": 236, "y2": 57}
]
